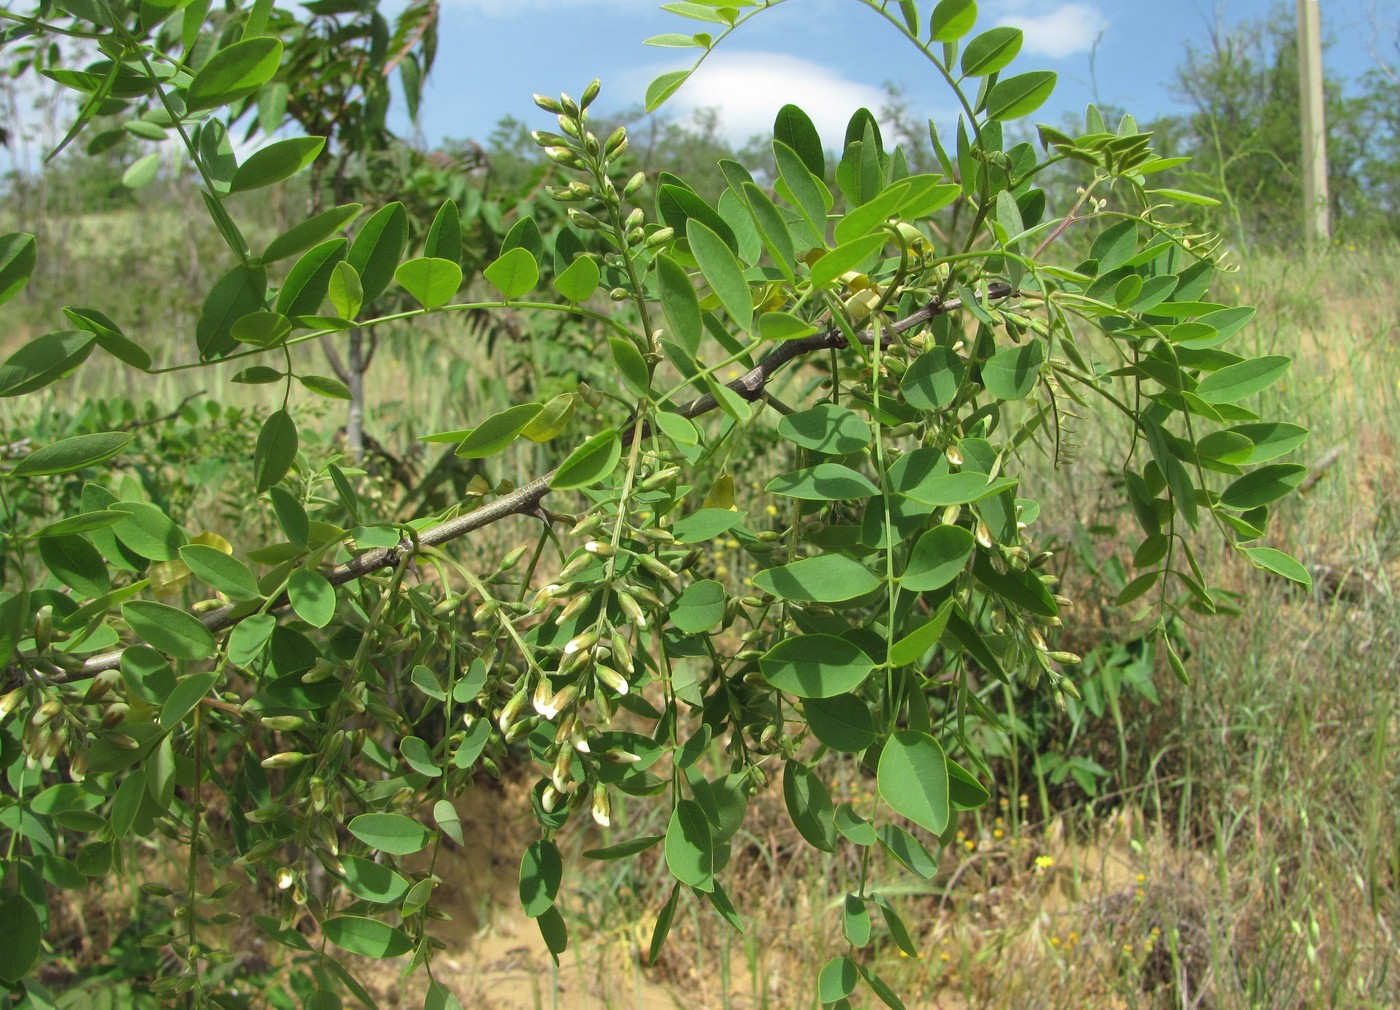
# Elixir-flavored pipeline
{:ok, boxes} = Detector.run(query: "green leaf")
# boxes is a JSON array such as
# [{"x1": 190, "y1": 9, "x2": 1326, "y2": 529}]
[
  {"x1": 670, "y1": 579, "x2": 726, "y2": 634},
  {"x1": 109, "y1": 501, "x2": 184, "y2": 561},
  {"x1": 889, "y1": 597, "x2": 955, "y2": 666},
  {"x1": 809, "y1": 233, "x2": 886, "y2": 288},
  {"x1": 348, "y1": 202, "x2": 409, "y2": 305},
  {"x1": 665, "y1": 799, "x2": 714, "y2": 891},
  {"x1": 1230, "y1": 421, "x2": 1308, "y2": 463},
  {"x1": 688, "y1": 219, "x2": 751, "y2": 331},
  {"x1": 948, "y1": 758, "x2": 991, "y2": 810},
  {"x1": 327, "y1": 261, "x2": 362, "y2": 320},
  {"x1": 553, "y1": 255, "x2": 600, "y2": 303},
  {"x1": 752, "y1": 554, "x2": 880, "y2": 603},
  {"x1": 773, "y1": 103, "x2": 824, "y2": 176},
  {"x1": 645, "y1": 69, "x2": 690, "y2": 112},
  {"x1": 877, "y1": 822, "x2": 939, "y2": 878},
  {"x1": 985, "y1": 71, "x2": 1057, "y2": 121},
  {"x1": 39, "y1": 534, "x2": 109, "y2": 598},
  {"x1": 835, "y1": 803, "x2": 877, "y2": 846},
  {"x1": 122, "y1": 151, "x2": 160, "y2": 189},
  {"x1": 900, "y1": 525, "x2": 974, "y2": 591},
  {"x1": 424, "y1": 199, "x2": 462, "y2": 262},
  {"x1": 0, "y1": 895, "x2": 41, "y2": 983},
  {"x1": 657, "y1": 254, "x2": 704, "y2": 357},
  {"x1": 0, "y1": 232, "x2": 38, "y2": 306},
  {"x1": 583, "y1": 835, "x2": 665, "y2": 860},
  {"x1": 519, "y1": 840, "x2": 563, "y2": 917},
  {"x1": 777, "y1": 404, "x2": 871, "y2": 454},
  {"x1": 740, "y1": 183, "x2": 798, "y2": 282},
  {"x1": 773, "y1": 140, "x2": 828, "y2": 246},
  {"x1": 672, "y1": 508, "x2": 744, "y2": 543},
  {"x1": 961, "y1": 26, "x2": 1022, "y2": 76},
  {"x1": 396, "y1": 257, "x2": 463, "y2": 309},
  {"x1": 254, "y1": 409, "x2": 298, "y2": 492},
  {"x1": 760, "y1": 634, "x2": 874, "y2": 698},
  {"x1": 521, "y1": 393, "x2": 576, "y2": 443},
  {"x1": 1091, "y1": 220, "x2": 1138, "y2": 273},
  {"x1": 10, "y1": 431, "x2": 131, "y2": 477},
  {"x1": 552, "y1": 429, "x2": 622, "y2": 490},
  {"x1": 878, "y1": 730, "x2": 950, "y2": 834},
  {"x1": 783, "y1": 761, "x2": 837, "y2": 852},
  {"x1": 901, "y1": 346, "x2": 965, "y2": 410},
  {"x1": 340, "y1": 856, "x2": 410, "y2": 904},
  {"x1": 648, "y1": 883, "x2": 681, "y2": 964},
  {"x1": 124, "y1": 601, "x2": 216, "y2": 660},
  {"x1": 818, "y1": 956, "x2": 858, "y2": 1003},
  {"x1": 287, "y1": 569, "x2": 335, "y2": 628},
  {"x1": 299, "y1": 373, "x2": 352, "y2": 400},
  {"x1": 185, "y1": 37, "x2": 283, "y2": 112},
  {"x1": 276, "y1": 238, "x2": 346, "y2": 317},
  {"x1": 230, "y1": 136, "x2": 324, "y2": 192},
  {"x1": 0, "y1": 330, "x2": 95, "y2": 396},
  {"x1": 159, "y1": 670, "x2": 219, "y2": 730},
  {"x1": 348, "y1": 813, "x2": 430, "y2": 855},
  {"x1": 180, "y1": 544, "x2": 259, "y2": 601},
  {"x1": 757, "y1": 311, "x2": 818, "y2": 341},
  {"x1": 930, "y1": 0, "x2": 978, "y2": 42},
  {"x1": 901, "y1": 471, "x2": 1016, "y2": 506},
  {"x1": 805, "y1": 694, "x2": 876, "y2": 753},
  {"x1": 232, "y1": 311, "x2": 292, "y2": 348},
  {"x1": 766, "y1": 463, "x2": 879, "y2": 500},
  {"x1": 982, "y1": 340, "x2": 1045, "y2": 399},
  {"x1": 456, "y1": 403, "x2": 543, "y2": 459},
  {"x1": 1240, "y1": 546, "x2": 1312, "y2": 588},
  {"x1": 483, "y1": 246, "x2": 539, "y2": 300},
  {"x1": 64, "y1": 306, "x2": 151, "y2": 370},
  {"x1": 1218, "y1": 464, "x2": 1307, "y2": 510},
  {"x1": 872, "y1": 892, "x2": 921, "y2": 956},
  {"x1": 860, "y1": 964, "x2": 907, "y2": 1010},
  {"x1": 1195, "y1": 355, "x2": 1291, "y2": 403},
  {"x1": 198, "y1": 265, "x2": 266, "y2": 360},
  {"x1": 321, "y1": 916, "x2": 413, "y2": 958},
  {"x1": 609, "y1": 337, "x2": 651, "y2": 398}
]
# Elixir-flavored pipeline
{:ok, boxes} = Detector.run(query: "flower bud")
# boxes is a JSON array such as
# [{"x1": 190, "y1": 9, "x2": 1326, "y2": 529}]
[
  {"x1": 623, "y1": 171, "x2": 647, "y2": 198},
  {"x1": 594, "y1": 664, "x2": 629, "y2": 696},
  {"x1": 581, "y1": 79, "x2": 602, "y2": 109},
  {"x1": 533, "y1": 93, "x2": 565, "y2": 114},
  {"x1": 568, "y1": 209, "x2": 603, "y2": 230},
  {"x1": 260, "y1": 751, "x2": 309, "y2": 769},
  {"x1": 591, "y1": 784, "x2": 611, "y2": 828}
]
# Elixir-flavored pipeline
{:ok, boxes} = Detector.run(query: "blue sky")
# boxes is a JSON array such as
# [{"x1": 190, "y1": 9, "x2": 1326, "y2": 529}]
[{"x1": 413, "y1": 0, "x2": 1399, "y2": 150}]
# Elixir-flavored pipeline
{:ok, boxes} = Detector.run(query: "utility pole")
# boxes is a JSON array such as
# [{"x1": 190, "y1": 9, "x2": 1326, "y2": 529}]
[{"x1": 1297, "y1": 0, "x2": 1330, "y2": 245}]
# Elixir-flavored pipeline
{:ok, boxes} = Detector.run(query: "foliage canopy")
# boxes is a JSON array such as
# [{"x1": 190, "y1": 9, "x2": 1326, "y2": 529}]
[{"x1": 0, "y1": 0, "x2": 1308, "y2": 1006}]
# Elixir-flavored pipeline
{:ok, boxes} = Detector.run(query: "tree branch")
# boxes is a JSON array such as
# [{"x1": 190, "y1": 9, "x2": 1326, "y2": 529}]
[{"x1": 69, "y1": 282, "x2": 1012, "y2": 678}]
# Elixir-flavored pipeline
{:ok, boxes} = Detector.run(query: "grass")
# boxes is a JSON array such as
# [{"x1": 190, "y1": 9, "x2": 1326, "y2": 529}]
[{"x1": 3, "y1": 187, "x2": 1397, "y2": 1008}]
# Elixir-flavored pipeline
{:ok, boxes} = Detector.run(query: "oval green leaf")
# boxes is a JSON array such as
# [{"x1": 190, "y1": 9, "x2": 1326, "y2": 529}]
[
  {"x1": 878, "y1": 729, "x2": 950, "y2": 834},
  {"x1": 396, "y1": 256, "x2": 463, "y2": 309},
  {"x1": 10, "y1": 431, "x2": 132, "y2": 477},
  {"x1": 760, "y1": 634, "x2": 874, "y2": 698},
  {"x1": 348, "y1": 813, "x2": 430, "y2": 855},
  {"x1": 123, "y1": 601, "x2": 216, "y2": 660}
]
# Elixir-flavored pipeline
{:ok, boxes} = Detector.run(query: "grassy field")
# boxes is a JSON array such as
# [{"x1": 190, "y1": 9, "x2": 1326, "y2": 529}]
[{"x1": 3, "y1": 192, "x2": 1397, "y2": 1009}]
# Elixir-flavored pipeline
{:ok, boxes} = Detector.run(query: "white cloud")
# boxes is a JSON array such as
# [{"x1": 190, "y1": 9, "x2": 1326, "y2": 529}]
[
  {"x1": 643, "y1": 51, "x2": 893, "y2": 150},
  {"x1": 994, "y1": 3, "x2": 1107, "y2": 59}
]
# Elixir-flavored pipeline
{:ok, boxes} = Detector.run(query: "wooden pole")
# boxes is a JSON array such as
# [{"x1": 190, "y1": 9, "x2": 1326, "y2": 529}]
[{"x1": 1297, "y1": 0, "x2": 1330, "y2": 244}]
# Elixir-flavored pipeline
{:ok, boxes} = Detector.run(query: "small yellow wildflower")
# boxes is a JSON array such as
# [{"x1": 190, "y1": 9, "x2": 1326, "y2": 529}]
[
  {"x1": 963, "y1": 839, "x2": 975, "y2": 852},
  {"x1": 1135, "y1": 873, "x2": 1146, "y2": 884},
  {"x1": 1049, "y1": 936, "x2": 1061, "y2": 947},
  {"x1": 765, "y1": 504, "x2": 779, "y2": 517},
  {"x1": 1034, "y1": 855, "x2": 1054, "y2": 872},
  {"x1": 993, "y1": 828, "x2": 1004, "y2": 839}
]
